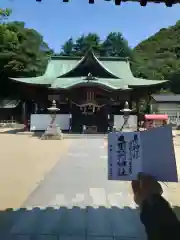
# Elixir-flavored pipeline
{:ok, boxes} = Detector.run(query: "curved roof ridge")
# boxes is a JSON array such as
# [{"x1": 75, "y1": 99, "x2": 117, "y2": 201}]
[
  {"x1": 56, "y1": 53, "x2": 87, "y2": 78},
  {"x1": 91, "y1": 51, "x2": 120, "y2": 78},
  {"x1": 58, "y1": 50, "x2": 120, "y2": 79}
]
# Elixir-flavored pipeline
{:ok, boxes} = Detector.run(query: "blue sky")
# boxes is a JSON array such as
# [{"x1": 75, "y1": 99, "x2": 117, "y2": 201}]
[{"x1": 1, "y1": 0, "x2": 180, "y2": 53}]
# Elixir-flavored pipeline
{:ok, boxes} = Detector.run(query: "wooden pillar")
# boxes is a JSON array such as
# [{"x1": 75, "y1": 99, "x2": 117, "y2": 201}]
[
  {"x1": 147, "y1": 92, "x2": 152, "y2": 114},
  {"x1": 136, "y1": 99, "x2": 140, "y2": 131},
  {"x1": 129, "y1": 93, "x2": 133, "y2": 110}
]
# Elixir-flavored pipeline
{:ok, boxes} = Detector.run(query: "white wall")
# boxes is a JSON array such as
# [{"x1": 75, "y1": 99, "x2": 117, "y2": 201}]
[
  {"x1": 30, "y1": 114, "x2": 70, "y2": 131},
  {"x1": 113, "y1": 115, "x2": 137, "y2": 129},
  {"x1": 156, "y1": 103, "x2": 180, "y2": 116}
]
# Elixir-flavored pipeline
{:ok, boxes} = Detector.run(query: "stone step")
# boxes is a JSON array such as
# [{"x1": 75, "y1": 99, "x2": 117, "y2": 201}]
[
  {"x1": 16, "y1": 131, "x2": 107, "y2": 139},
  {"x1": 63, "y1": 134, "x2": 107, "y2": 139}
]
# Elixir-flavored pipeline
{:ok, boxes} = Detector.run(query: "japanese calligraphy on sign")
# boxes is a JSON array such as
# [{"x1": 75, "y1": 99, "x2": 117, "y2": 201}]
[
  {"x1": 108, "y1": 132, "x2": 141, "y2": 180},
  {"x1": 107, "y1": 125, "x2": 178, "y2": 182}
]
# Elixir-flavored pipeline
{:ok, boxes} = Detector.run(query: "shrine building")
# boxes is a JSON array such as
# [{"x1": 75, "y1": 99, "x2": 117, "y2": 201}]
[{"x1": 6, "y1": 50, "x2": 167, "y2": 133}]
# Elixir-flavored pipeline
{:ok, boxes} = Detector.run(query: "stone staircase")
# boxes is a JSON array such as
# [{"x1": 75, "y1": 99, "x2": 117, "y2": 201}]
[{"x1": 0, "y1": 207, "x2": 140, "y2": 240}]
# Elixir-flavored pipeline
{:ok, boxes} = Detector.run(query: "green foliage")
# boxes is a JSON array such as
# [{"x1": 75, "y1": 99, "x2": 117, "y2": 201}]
[
  {"x1": 60, "y1": 32, "x2": 133, "y2": 58},
  {"x1": 74, "y1": 33, "x2": 101, "y2": 56},
  {"x1": 133, "y1": 21, "x2": 180, "y2": 93},
  {"x1": 0, "y1": 8, "x2": 53, "y2": 97},
  {"x1": 61, "y1": 37, "x2": 74, "y2": 56},
  {"x1": 0, "y1": 9, "x2": 53, "y2": 78},
  {"x1": 101, "y1": 32, "x2": 132, "y2": 58},
  {"x1": 0, "y1": 23, "x2": 53, "y2": 77}
]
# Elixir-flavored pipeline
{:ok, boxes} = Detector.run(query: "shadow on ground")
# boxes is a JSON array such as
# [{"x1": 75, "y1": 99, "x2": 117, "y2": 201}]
[
  {"x1": 0, "y1": 128, "x2": 24, "y2": 134},
  {"x1": 0, "y1": 206, "x2": 147, "y2": 240},
  {"x1": 0, "y1": 124, "x2": 24, "y2": 134}
]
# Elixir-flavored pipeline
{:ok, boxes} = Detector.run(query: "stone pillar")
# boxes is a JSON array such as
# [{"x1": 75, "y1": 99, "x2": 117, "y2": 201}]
[
  {"x1": 69, "y1": 114, "x2": 72, "y2": 132},
  {"x1": 22, "y1": 101, "x2": 28, "y2": 131},
  {"x1": 107, "y1": 105, "x2": 113, "y2": 132},
  {"x1": 34, "y1": 102, "x2": 38, "y2": 114}
]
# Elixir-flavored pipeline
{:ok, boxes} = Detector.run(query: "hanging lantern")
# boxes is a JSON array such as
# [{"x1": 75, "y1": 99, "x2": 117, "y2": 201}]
[
  {"x1": 35, "y1": 0, "x2": 174, "y2": 7},
  {"x1": 115, "y1": 0, "x2": 121, "y2": 5},
  {"x1": 165, "y1": 0, "x2": 173, "y2": 7},
  {"x1": 140, "y1": 0, "x2": 147, "y2": 6}
]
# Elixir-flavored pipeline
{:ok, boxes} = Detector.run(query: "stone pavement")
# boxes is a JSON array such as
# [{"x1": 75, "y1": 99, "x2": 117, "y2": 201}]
[{"x1": 1, "y1": 138, "x2": 147, "y2": 240}]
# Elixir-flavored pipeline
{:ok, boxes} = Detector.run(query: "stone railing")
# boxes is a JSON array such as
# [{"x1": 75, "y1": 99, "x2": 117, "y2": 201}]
[
  {"x1": 0, "y1": 120, "x2": 19, "y2": 128},
  {"x1": 167, "y1": 113, "x2": 180, "y2": 127}
]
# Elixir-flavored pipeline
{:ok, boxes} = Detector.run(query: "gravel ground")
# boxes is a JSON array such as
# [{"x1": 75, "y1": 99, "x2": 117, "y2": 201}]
[{"x1": 0, "y1": 133, "x2": 71, "y2": 209}]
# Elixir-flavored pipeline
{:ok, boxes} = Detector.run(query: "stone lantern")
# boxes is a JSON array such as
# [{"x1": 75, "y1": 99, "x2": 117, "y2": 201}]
[
  {"x1": 41, "y1": 100, "x2": 63, "y2": 140},
  {"x1": 120, "y1": 101, "x2": 132, "y2": 131}
]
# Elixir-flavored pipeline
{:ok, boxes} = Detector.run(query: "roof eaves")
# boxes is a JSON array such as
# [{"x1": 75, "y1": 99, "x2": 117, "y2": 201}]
[
  {"x1": 152, "y1": 94, "x2": 180, "y2": 102},
  {"x1": 10, "y1": 76, "x2": 53, "y2": 85},
  {"x1": 49, "y1": 78, "x2": 132, "y2": 91},
  {"x1": 129, "y1": 80, "x2": 168, "y2": 88}
]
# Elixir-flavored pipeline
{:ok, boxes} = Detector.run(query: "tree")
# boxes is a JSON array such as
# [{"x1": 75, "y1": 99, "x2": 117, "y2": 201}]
[
  {"x1": 0, "y1": 8, "x2": 53, "y2": 97},
  {"x1": 61, "y1": 37, "x2": 74, "y2": 56},
  {"x1": 61, "y1": 33, "x2": 102, "y2": 56},
  {"x1": 74, "y1": 33, "x2": 101, "y2": 56},
  {"x1": 60, "y1": 32, "x2": 132, "y2": 58},
  {"x1": 133, "y1": 21, "x2": 180, "y2": 93},
  {"x1": 101, "y1": 32, "x2": 132, "y2": 58},
  {"x1": 0, "y1": 10, "x2": 53, "y2": 78}
]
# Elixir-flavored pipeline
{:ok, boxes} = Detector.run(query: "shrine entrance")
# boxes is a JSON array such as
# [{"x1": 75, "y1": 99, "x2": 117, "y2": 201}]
[{"x1": 71, "y1": 103, "x2": 108, "y2": 133}]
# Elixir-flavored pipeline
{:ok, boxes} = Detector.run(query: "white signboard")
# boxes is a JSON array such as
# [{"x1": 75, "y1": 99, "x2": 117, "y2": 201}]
[
  {"x1": 108, "y1": 125, "x2": 178, "y2": 182},
  {"x1": 114, "y1": 115, "x2": 137, "y2": 129},
  {"x1": 30, "y1": 114, "x2": 70, "y2": 131}
]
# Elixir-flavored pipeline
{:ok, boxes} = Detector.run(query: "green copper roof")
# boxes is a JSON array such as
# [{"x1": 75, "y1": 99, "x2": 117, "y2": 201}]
[
  {"x1": 44, "y1": 58, "x2": 79, "y2": 78},
  {"x1": 101, "y1": 60, "x2": 167, "y2": 87},
  {"x1": 50, "y1": 77, "x2": 130, "y2": 90},
  {"x1": 10, "y1": 51, "x2": 168, "y2": 89},
  {"x1": 101, "y1": 59, "x2": 133, "y2": 79}
]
